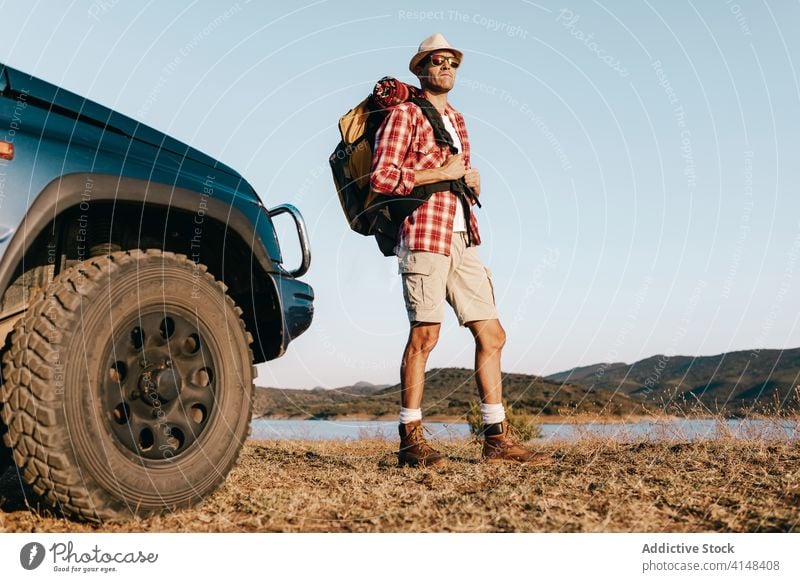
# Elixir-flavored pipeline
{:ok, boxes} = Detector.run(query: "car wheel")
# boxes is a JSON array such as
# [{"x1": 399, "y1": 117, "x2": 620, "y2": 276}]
[
  {"x1": 1, "y1": 334, "x2": 15, "y2": 475},
  {"x1": 0, "y1": 413, "x2": 10, "y2": 475},
  {"x1": 0, "y1": 249, "x2": 254, "y2": 520}
]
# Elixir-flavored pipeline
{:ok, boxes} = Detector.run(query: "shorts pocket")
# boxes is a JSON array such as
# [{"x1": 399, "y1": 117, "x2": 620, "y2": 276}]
[
  {"x1": 397, "y1": 252, "x2": 434, "y2": 276},
  {"x1": 398, "y1": 253, "x2": 436, "y2": 310}
]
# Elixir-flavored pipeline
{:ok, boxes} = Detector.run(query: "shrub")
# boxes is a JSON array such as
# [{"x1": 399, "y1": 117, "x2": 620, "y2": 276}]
[{"x1": 466, "y1": 400, "x2": 542, "y2": 441}]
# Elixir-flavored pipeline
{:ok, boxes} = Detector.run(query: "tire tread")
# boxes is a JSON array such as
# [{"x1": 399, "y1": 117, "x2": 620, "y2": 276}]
[{"x1": 0, "y1": 249, "x2": 254, "y2": 521}]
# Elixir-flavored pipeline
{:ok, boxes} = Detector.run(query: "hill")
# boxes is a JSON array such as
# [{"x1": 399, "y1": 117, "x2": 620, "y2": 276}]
[
  {"x1": 253, "y1": 368, "x2": 652, "y2": 420},
  {"x1": 545, "y1": 347, "x2": 800, "y2": 415}
]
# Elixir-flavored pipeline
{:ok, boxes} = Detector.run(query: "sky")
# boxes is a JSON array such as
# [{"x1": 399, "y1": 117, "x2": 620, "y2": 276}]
[{"x1": 1, "y1": 0, "x2": 798, "y2": 390}]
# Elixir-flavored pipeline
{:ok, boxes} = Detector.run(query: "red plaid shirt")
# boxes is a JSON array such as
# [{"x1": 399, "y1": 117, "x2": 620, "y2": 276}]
[{"x1": 370, "y1": 100, "x2": 481, "y2": 256}]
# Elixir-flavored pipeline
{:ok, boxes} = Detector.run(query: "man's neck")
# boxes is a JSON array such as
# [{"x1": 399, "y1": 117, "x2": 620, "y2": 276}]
[{"x1": 420, "y1": 89, "x2": 449, "y2": 114}]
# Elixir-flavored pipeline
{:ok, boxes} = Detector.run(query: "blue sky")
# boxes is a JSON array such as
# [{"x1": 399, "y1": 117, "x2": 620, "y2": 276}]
[{"x1": 2, "y1": 0, "x2": 799, "y2": 389}]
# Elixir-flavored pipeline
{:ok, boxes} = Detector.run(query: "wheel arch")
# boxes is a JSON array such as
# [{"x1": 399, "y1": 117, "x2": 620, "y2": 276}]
[{"x1": 0, "y1": 173, "x2": 286, "y2": 363}]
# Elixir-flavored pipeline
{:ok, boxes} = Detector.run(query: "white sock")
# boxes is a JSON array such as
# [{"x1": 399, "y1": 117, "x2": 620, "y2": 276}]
[
  {"x1": 481, "y1": 402, "x2": 506, "y2": 425},
  {"x1": 399, "y1": 407, "x2": 422, "y2": 424}
]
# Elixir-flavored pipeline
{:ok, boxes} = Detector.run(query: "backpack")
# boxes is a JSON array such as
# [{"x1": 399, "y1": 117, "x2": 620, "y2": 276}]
[{"x1": 329, "y1": 77, "x2": 479, "y2": 256}]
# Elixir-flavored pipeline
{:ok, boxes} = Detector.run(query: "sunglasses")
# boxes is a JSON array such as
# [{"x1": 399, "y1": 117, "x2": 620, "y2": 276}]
[{"x1": 425, "y1": 54, "x2": 461, "y2": 69}]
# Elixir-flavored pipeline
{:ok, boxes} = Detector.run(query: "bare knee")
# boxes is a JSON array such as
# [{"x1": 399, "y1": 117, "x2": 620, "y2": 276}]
[
  {"x1": 407, "y1": 323, "x2": 441, "y2": 355},
  {"x1": 472, "y1": 321, "x2": 506, "y2": 352}
]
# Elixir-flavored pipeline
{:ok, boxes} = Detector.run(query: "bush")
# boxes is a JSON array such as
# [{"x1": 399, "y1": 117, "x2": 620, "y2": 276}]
[{"x1": 466, "y1": 400, "x2": 542, "y2": 441}]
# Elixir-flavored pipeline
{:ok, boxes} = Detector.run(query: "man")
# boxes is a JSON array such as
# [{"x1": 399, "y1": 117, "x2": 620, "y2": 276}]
[{"x1": 370, "y1": 33, "x2": 552, "y2": 467}]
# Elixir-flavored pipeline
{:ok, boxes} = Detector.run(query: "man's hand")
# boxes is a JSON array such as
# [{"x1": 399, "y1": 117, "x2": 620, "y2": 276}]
[
  {"x1": 413, "y1": 154, "x2": 470, "y2": 187},
  {"x1": 464, "y1": 168, "x2": 481, "y2": 197},
  {"x1": 440, "y1": 153, "x2": 467, "y2": 181}
]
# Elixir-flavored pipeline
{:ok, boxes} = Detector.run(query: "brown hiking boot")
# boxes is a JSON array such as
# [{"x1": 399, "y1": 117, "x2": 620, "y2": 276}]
[
  {"x1": 482, "y1": 420, "x2": 553, "y2": 465},
  {"x1": 398, "y1": 421, "x2": 448, "y2": 468}
]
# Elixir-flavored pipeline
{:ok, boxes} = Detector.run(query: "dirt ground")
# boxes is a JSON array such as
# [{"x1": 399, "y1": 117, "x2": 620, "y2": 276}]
[{"x1": 1, "y1": 437, "x2": 798, "y2": 532}]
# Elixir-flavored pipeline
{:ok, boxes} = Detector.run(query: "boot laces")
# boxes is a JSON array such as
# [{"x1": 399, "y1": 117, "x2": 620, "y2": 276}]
[
  {"x1": 503, "y1": 424, "x2": 524, "y2": 446},
  {"x1": 407, "y1": 424, "x2": 437, "y2": 453}
]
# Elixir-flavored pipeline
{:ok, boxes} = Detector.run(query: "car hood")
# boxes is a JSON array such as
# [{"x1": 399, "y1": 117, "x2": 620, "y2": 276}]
[{"x1": 2, "y1": 63, "x2": 245, "y2": 183}]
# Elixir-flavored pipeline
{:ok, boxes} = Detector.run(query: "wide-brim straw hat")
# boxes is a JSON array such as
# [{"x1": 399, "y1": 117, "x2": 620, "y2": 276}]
[{"x1": 409, "y1": 33, "x2": 464, "y2": 74}]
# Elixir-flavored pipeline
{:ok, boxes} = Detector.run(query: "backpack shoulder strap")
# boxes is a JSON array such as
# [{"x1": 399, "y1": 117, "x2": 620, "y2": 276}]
[
  {"x1": 409, "y1": 96, "x2": 458, "y2": 154},
  {"x1": 407, "y1": 96, "x2": 482, "y2": 209}
]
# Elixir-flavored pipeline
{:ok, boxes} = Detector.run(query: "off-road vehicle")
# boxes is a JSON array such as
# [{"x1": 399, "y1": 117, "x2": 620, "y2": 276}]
[{"x1": 0, "y1": 63, "x2": 313, "y2": 520}]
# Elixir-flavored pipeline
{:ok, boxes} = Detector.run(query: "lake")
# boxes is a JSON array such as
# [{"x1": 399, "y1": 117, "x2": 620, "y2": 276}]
[{"x1": 250, "y1": 418, "x2": 799, "y2": 442}]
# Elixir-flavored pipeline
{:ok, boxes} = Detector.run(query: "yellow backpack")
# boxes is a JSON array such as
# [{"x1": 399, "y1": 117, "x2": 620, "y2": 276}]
[
  {"x1": 329, "y1": 95, "x2": 385, "y2": 236},
  {"x1": 329, "y1": 77, "x2": 478, "y2": 255}
]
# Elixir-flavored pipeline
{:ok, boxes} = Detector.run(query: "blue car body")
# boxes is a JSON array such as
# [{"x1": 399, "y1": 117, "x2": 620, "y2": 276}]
[{"x1": 0, "y1": 62, "x2": 313, "y2": 362}]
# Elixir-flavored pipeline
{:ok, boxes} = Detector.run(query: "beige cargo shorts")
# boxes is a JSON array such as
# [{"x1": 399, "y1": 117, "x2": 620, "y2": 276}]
[{"x1": 396, "y1": 232, "x2": 499, "y2": 326}]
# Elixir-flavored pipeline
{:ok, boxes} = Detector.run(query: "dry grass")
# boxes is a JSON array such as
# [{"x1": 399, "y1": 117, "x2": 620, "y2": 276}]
[{"x1": 1, "y1": 436, "x2": 798, "y2": 532}]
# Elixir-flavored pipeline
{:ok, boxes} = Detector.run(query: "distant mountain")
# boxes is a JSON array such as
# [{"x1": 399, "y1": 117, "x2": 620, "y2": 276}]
[
  {"x1": 305, "y1": 381, "x2": 389, "y2": 394},
  {"x1": 545, "y1": 347, "x2": 800, "y2": 415},
  {"x1": 253, "y1": 368, "x2": 651, "y2": 419},
  {"x1": 343, "y1": 381, "x2": 392, "y2": 395},
  {"x1": 546, "y1": 362, "x2": 627, "y2": 383},
  {"x1": 253, "y1": 380, "x2": 390, "y2": 418}
]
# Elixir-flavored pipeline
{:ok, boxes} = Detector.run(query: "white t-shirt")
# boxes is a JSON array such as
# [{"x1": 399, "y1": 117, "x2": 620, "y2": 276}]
[{"x1": 442, "y1": 112, "x2": 466, "y2": 232}]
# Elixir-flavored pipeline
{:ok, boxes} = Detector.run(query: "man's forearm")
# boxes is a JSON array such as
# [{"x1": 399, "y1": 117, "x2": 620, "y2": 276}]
[{"x1": 414, "y1": 167, "x2": 451, "y2": 186}]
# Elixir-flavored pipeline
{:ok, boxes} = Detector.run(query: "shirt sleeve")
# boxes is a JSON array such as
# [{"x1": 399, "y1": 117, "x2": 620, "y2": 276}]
[{"x1": 370, "y1": 106, "x2": 416, "y2": 197}]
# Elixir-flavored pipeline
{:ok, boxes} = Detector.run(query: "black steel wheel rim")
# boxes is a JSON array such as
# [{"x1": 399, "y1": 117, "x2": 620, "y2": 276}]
[{"x1": 102, "y1": 310, "x2": 218, "y2": 461}]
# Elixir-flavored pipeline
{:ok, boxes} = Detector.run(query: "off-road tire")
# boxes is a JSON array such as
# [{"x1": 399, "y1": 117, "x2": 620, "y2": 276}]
[
  {"x1": 0, "y1": 249, "x2": 254, "y2": 521},
  {"x1": 0, "y1": 334, "x2": 14, "y2": 474},
  {"x1": 0, "y1": 410, "x2": 10, "y2": 475}
]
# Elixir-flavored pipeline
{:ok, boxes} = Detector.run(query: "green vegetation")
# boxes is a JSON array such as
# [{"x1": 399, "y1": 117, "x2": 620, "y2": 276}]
[
  {"x1": 254, "y1": 367, "x2": 653, "y2": 420},
  {"x1": 466, "y1": 400, "x2": 542, "y2": 440},
  {"x1": 546, "y1": 347, "x2": 800, "y2": 416},
  {"x1": 253, "y1": 346, "x2": 800, "y2": 420}
]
